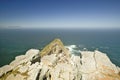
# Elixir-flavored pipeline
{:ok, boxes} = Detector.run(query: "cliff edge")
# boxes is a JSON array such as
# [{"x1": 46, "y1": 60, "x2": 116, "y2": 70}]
[{"x1": 0, "y1": 39, "x2": 120, "y2": 80}]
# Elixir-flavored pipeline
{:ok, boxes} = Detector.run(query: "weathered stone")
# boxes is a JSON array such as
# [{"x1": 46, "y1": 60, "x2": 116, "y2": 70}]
[
  {"x1": 18, "y1": 64, "x2": 29, "y2": 74},
  {"x1": 80, "y1": 51, "x2": 97, "y2": 73},
  {"x1": 0, "y1": 65, "x2": 13, "y2": 77},
  {"x1": 70, "y1": 55, "x2": 81, "y2": 80},
  {"x1": 10, "y1": 49, "x2": 39, "y2": 68},
  {"x1": 39, "y1": 65, "x2": 49, "y2": 80},
  {"x1": 6, "y1": 74, "x2": 25, "y2": 80},
  {"x1": 40, "y1": 39, "x2": 70, "y2": 57},
  {"x1": 0, "y1": 39, "x2": 120, "y2": 80},
  {"x1": 95, "y1": 50, "x2": 119, "y2": 74},
  {"x1": 41, "y1": 54, "x2": 58, "y2": 66},
  {"x1": 50, "y1": 63, "x2": 75, "y2": 80},
  {"x1": 80, "y1": 50, "x2": 120, "y2": 80},
  {"x1": 27, "y1": 62, "x2": 41, "y2": 80}
]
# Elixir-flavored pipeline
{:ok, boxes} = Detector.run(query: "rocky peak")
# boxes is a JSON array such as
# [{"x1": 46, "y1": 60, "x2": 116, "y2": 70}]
[
  {"x1": 40, "y1": 38, "x2": 70, "y2": 57},
  {"x1": 0, "y1": 39, "x2": 120, "y2": 80}
]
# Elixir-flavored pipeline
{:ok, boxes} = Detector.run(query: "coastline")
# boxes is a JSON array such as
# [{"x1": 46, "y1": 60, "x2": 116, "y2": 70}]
[{"x1": 0, "y1": 39, "x2": 120, "y2": 80}]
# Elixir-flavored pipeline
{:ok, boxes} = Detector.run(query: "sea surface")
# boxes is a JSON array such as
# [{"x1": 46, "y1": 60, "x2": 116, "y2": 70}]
[{"x1": 0, "y1": 29, "x2": 120, "y2": 67}]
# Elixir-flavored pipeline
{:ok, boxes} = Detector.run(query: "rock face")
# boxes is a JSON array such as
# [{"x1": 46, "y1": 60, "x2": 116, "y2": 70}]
[{"x1": 0, "y1": 39, "x2": 120, "y2": 80}]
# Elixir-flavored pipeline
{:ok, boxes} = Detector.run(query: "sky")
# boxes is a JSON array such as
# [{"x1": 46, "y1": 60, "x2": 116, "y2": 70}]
[{"x1": 0, "y1": 0, "x2": 120, "y2": 29}]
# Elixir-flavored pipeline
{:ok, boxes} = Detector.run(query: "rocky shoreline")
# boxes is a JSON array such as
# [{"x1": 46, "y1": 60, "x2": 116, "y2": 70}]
[{"x1": 0, "y1": 39, "x2": 120, "y2": 80}]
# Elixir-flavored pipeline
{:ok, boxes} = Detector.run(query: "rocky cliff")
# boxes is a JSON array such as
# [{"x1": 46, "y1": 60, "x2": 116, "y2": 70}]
[{"x1": 0, "y1": 39, "x2": 120, "y2": 80}]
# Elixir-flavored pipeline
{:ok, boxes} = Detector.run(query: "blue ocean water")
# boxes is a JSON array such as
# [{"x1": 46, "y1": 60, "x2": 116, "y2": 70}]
[{"x1": 0, "y1": 29, "x2": 120, "y2": 67}]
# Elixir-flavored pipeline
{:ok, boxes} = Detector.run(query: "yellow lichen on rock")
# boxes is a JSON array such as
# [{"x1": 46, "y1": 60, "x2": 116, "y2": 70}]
[{"x1": 40, "y1": 38, "x2": 69, "y2": 57}]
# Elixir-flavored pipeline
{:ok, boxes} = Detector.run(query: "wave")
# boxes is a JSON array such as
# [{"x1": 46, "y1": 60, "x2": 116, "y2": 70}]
[
  {"x1": 65, "y1": 45, "x2": 110, "y2": 56},
  {"x1": 65, "y1": 45, "x2": 81, "y2": 55}
]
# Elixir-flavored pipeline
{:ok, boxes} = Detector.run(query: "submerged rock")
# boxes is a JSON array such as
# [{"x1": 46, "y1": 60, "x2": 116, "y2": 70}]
[{"x1": 0, "y1": 39, "x2": 120, "y2": 80}]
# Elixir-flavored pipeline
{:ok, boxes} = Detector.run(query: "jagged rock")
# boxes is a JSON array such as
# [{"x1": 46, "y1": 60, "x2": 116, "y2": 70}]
[
  {"x1": 117, "y1": 67, "x2": 120, "y2": 72},
  {"x1": 17, "y1": 64, "x2": 29, "y2": 74},
  {"x1": 70, "y1": 55, "x2": 81, "y2": 80},
  {"x1": 95, "y1": 50, "x2": 119, "y2": 74},
  {"x1": 0, "y1": 65, "x2": 13, "y2": 77},
  {"x1": 39, "y1": 65, "x2": 49, "y2": 80},
  {"x1": 10, "y1": 49, "x2": 39, "y2": 68},
  {"x1": 0, "y1": 39, "x2": 120, "y2": 80},
  {"x1": 80, "y1": 51, "x2": 97, "y2": 73},
  {"x1": 40, "y1": 39, "x2": 70, "y2": 57},
  {"x1": 27, "y1": 62, "x2": 41, "y2": 80},
  {"x1": 80, "y1": 50, "x2": 120, "y2": 80},
  {"x1": 6, "y1": 74, "x2": 25, "y2": 80},
  {"x1": 41, "y1": 54, "x2": 58, "y2": 66},
  {"x1": 50, "y1": 63, "x2": 75, "y2": 80}
]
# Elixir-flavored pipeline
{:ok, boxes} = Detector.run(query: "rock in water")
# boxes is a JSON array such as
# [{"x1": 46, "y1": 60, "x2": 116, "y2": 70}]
[{"x1": 0, "y1": 38, "x2": 120, "y2": 80}]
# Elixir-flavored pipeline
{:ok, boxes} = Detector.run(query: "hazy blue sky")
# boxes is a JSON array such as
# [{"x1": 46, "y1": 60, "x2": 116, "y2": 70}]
[{"x1": 0, "y1": 0, "x2": 120, "y2": 29}]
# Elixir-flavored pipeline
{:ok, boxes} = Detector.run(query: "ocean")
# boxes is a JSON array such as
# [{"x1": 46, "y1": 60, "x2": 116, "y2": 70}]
[{"x1": 0, "y1": 29, "x2": 120, "y2": 67}]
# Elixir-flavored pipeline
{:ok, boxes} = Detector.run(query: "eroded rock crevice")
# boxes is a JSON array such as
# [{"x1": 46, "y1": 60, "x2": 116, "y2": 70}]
[{"x1": 93, "y1": 51, "x2": 97, "y2": 70}]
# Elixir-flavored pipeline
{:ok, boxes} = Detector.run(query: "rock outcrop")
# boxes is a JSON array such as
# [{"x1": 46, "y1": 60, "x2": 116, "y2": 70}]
[{"x1": 0, "y1": 39, "x2": 120, "y2": 80}]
